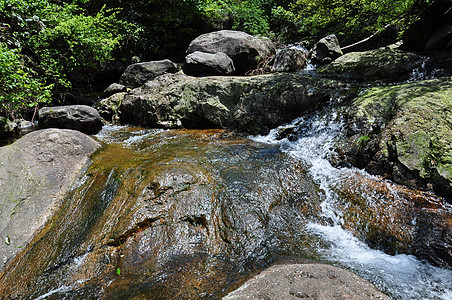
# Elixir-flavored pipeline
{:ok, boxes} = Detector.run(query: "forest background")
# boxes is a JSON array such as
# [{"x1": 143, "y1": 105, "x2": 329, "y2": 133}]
[{"x1": 0, "y1": 0, "x2": 430, "y2": 118}]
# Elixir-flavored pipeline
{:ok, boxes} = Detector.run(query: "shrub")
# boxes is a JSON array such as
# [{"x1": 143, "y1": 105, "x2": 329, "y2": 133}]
[{"x1": 0, "y1": 43, "x2": 52, "y2": 118}]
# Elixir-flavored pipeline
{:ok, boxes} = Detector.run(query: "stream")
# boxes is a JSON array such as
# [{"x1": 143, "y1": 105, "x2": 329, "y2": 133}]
[{"x1": 1, "y1": 103, "x2": 451, "y2": 299}]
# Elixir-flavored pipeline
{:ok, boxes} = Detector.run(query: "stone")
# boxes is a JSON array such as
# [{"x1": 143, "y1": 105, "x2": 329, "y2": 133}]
[
  {"x1": 183, "y1": 51, "x2": 235, "y2": 76},
  {"x1": 39, "y1": 105, "x2": 104, "y2": 134},
  {"x1": 102, "y1": 83, "x2": 127, "y2": 98},
  {"x1": 119, "y1": 73, "x2": 349, "y2": 135},
  {"x1": 223, "y1": 264, "x2": 391, "y2": 299},
  {"x1": 340, "y1": 77, "x2": 452, "y2": 199},
  {"x1": 0, "y1": 117, "x2": 18, "y2": 139},
  {"x1": 271, "y1": 47, "x2": 307, "y2": 72},
  {"x1": 94, "y1": 92, "x2": 126, "y2": 122},
  {"x1": 0, "y1": 129, "x2": 99, "y2": 271},
  {"x1": 316, "y1": 48, "x2": 452, "y2": 83},
  {"x1": 309, "y1": 34, "x2": 343, "y2": 66},
  {"x1": 186, "y1": 30, "x2": 276, "y2": 74},
  {"x1": 119, "y1": 59, "x2": 178, "y2": 88}
]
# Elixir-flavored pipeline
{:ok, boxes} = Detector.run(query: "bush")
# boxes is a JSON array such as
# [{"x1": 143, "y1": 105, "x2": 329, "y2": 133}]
[{"x1": 0, "y1": 43, "x2": 52, "y2": 118}]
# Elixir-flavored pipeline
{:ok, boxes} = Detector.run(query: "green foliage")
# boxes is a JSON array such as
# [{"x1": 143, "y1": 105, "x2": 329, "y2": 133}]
[
  {"x1": 0, "y1": 0, "x2": 129, "y2": 111},
  {"x1": 0, "y1": 43, "x2": 52, "y2": 118},
  {"x1": 290, "y1": 0, "x2": 430, "y2": 45}
]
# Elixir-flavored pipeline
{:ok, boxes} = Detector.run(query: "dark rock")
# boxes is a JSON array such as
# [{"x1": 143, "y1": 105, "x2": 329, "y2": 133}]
[
  {"x1": 0, "y1": 129, "x2": 99, "y2": 270},
  {"x1": 271, "y1": 47, "x2": 307, "y2": 72},
  {"x1": 309, "y1": 34, "x2": 343, "y2": 66},
  {"x1": 39, "y1": 105, "x2": 103, "y2": 134},
  {"x1": 94, "y1": 93, "x2": 126, "y2": 122},
  {"x1": 0, "y1": 117, "x2": 18, "y2": 139},
  {"x1": 119, "y1": 59, "x2": 178, "y2": 88},
  {"x1": 224, "y1": 264, "x2": 391, "y2": 299},
  {"x1": 102, "y1": 83, "x2": 127, "y2": 98},
  {"x1": 119, "y1": 73, "x2": 349, "y2": 135},
  {"x1": 186, "y1": 30, "x2": 276, "y2": 74},
  {"x1": 402, "y1": 0, "x2": 452, "y2": 52},
  {"x1": 183, "y1": 51, "x2": 235, "y2": 76}
]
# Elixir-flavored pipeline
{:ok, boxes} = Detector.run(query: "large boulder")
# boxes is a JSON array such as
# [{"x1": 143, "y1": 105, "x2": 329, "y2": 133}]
[
  {"x1": 0, "y1": 129, "x2": 99, "y2": 270},
  {"x1": 102, "y1": 83, "x2": 128, "y2": 98},
  {"x1": 183, "y1": 51, "x2": 235, "y2": 76},
  {"x1": 309, "y1": 34, "x2": 343, "y2": 66},
  {"x1": 94, "y1": 92, "x2": 127, "y2": 122},
  {"x1": 119, "y1": 59, "x2": 178, "y2": 88},
  {"x1": 224, "y1": 264, "x2": 391, "y2": 299},
  {"x1": 119, "y1": 73, "x2": 350, "y2": 135},
  {"x1": 271, "y1": 47, "x2": 307, "y2": 72},
  {"x1": 186, "y1": 30, "x2": 276, "y2": 74},
  {"x1": 39, "y1": 105, "x2": 103, "y2": 134},
  {"x1": 339, "y1": 77, "x2": 452, "y2": 199},
  {"x1": 402, "y1": 0, "x2": 452, "y2": 52},
  {"x1": 317, "y1": 48, "x2": 452, "y2": 83}
]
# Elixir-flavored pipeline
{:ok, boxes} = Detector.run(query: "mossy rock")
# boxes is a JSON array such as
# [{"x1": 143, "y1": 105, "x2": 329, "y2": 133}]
[
  {"x1": 318, "y1": 48, "x2": 425, "y2": 83},
  {"x1": 348, "y1": 77, "x2": 452, "y2": 197}
]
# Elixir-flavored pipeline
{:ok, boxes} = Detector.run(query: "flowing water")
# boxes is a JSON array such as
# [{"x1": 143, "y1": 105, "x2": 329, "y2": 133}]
[
  {"x1": 1, "y1": 107, "x2": 451, "y2": 299},
  {"x1": 252, "y1": 108, "x2": 452, "y2": 300}
]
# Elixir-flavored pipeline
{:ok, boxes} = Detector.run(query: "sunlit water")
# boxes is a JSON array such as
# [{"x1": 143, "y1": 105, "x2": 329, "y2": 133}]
[{"x1": 252, "y1": 109, "x2": 452, "y2": 300}]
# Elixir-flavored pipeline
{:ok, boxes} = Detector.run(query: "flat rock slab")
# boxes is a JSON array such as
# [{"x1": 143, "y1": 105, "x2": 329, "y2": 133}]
[
  {"x1": 0, "y1": 129, "x2": 99, "y2": 270},
  {"x1": 223, "y1": 264, "x2": 391, "y2": 300}
]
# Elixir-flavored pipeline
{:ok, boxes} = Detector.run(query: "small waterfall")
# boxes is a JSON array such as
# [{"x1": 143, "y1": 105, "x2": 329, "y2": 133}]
[{"x1": 252, "y1": 107, "x2": 452, "y2": 300}]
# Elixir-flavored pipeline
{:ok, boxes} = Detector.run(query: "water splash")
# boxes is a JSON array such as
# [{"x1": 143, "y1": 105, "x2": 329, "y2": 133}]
[{"x1": 252, "y1": 108, "x2": 452, "y2": 300}]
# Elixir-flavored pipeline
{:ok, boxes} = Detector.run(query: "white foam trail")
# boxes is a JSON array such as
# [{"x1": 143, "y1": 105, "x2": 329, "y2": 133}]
[{"x1": 252, "y1": 108, "x2": 452, "y2": 300}]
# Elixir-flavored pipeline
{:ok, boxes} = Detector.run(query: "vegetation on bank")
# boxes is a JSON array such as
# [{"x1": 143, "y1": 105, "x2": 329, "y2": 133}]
[{"x1": 0, "y1": 0, "x2": 431, "y2": 118}]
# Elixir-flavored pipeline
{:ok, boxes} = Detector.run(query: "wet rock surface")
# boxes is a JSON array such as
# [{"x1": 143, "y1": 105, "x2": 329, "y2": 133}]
[
  {"x1": 223, "y1": 263, "x2": 391, "y2": 299},
  {"x1": 0, "y1": 126, "x2": 450, "y2": 299},
  {"x1": 39, "y1": 105, "x2": 104, "y2": 134},
  {"x1": 0, "y1": 129, "x2": 99, "y2": 271},
  {"x1": 119, "y1": 73, "x2": 351, "y2": 135}
]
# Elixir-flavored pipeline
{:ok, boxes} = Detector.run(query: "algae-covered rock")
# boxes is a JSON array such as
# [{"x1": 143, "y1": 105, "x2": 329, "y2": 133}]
[
  {"x1": 344, "y1": 77, "x2": 452, "y2": 198},
  {"x1": 318, "y1": 48, "x2": 425, "y2": 82},
  {"x1": 119, "y1": 73, "x2": 350, "y2": 135},
  {"x1": 95, "y1": 92, "x2": 127, "y2": 122}
]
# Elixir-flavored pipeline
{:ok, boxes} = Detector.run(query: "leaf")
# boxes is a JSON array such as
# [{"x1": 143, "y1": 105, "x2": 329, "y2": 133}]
[
  {"x1": 5, "y1": 236, "x2": 11, "y2": 245},
  {"x1": 116, "y1": 268, "x2": 121, "y2": 275}
]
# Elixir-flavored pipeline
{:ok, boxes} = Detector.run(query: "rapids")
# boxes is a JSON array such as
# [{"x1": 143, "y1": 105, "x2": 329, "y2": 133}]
[{"x1": 0, "y1": 106, "x2": 451, "y2": 299}]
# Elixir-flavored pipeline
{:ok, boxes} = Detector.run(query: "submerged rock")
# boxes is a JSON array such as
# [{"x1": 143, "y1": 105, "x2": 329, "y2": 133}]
[
  {"x1": 119, "y1": 73, "x2": 350, "y2": 135},
  {"x1": 224, "y1": 264, "x2": 391, "y2": 299},
  {"x1": 186, "y1": 30, "x2": 276, "y2": 74},
  {"x1": 0, "y1": 129, "x2": 99, "y2": 271},
  {"x1": 39, "y1": 105, "x2": 104, "y2": 134},
  {"x1": 340, "y1": 77, "x2": 452, "y2": 199}
]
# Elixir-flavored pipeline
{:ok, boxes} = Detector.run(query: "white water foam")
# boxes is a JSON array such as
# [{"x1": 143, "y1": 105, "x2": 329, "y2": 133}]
[{"x1": 252, "y1": 109, "x2": 452, "y2": 300}]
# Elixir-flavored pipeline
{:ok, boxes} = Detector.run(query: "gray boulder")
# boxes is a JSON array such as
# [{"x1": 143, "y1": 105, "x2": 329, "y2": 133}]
[
  {"x1": 0, "y1": 129, "x2": 99, "y2": 270},
  {"x1": 271, "y1": 47, "x2": 307, "y2": 72},
  {"x1": 183, "y1": 51, "x2": 235, "y2": 76},
  {"x1": 119, "y1": 59, "x2": 178, "y2": 88},
  {"x1": 39, "y1": 105, "x2": 103, "y2": 134},
  {"x1": 102, "y1": 83, "x2": 127, "y2": 98},
  {"x1": 119, "y1": 73, "x2": 349, "y2": 135},
  {"x1": 224, "y1": 264, "x2": 390, "y2": 299},
  {"x1": 95, "y1": 92, "x2": 126, "y2": 122},
  {"x1": 309, "y1": 34, "x2": 343, "y2": 65},
  {"x1": 186, "y1": 30, "x2": 276, "y2": 74}
]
